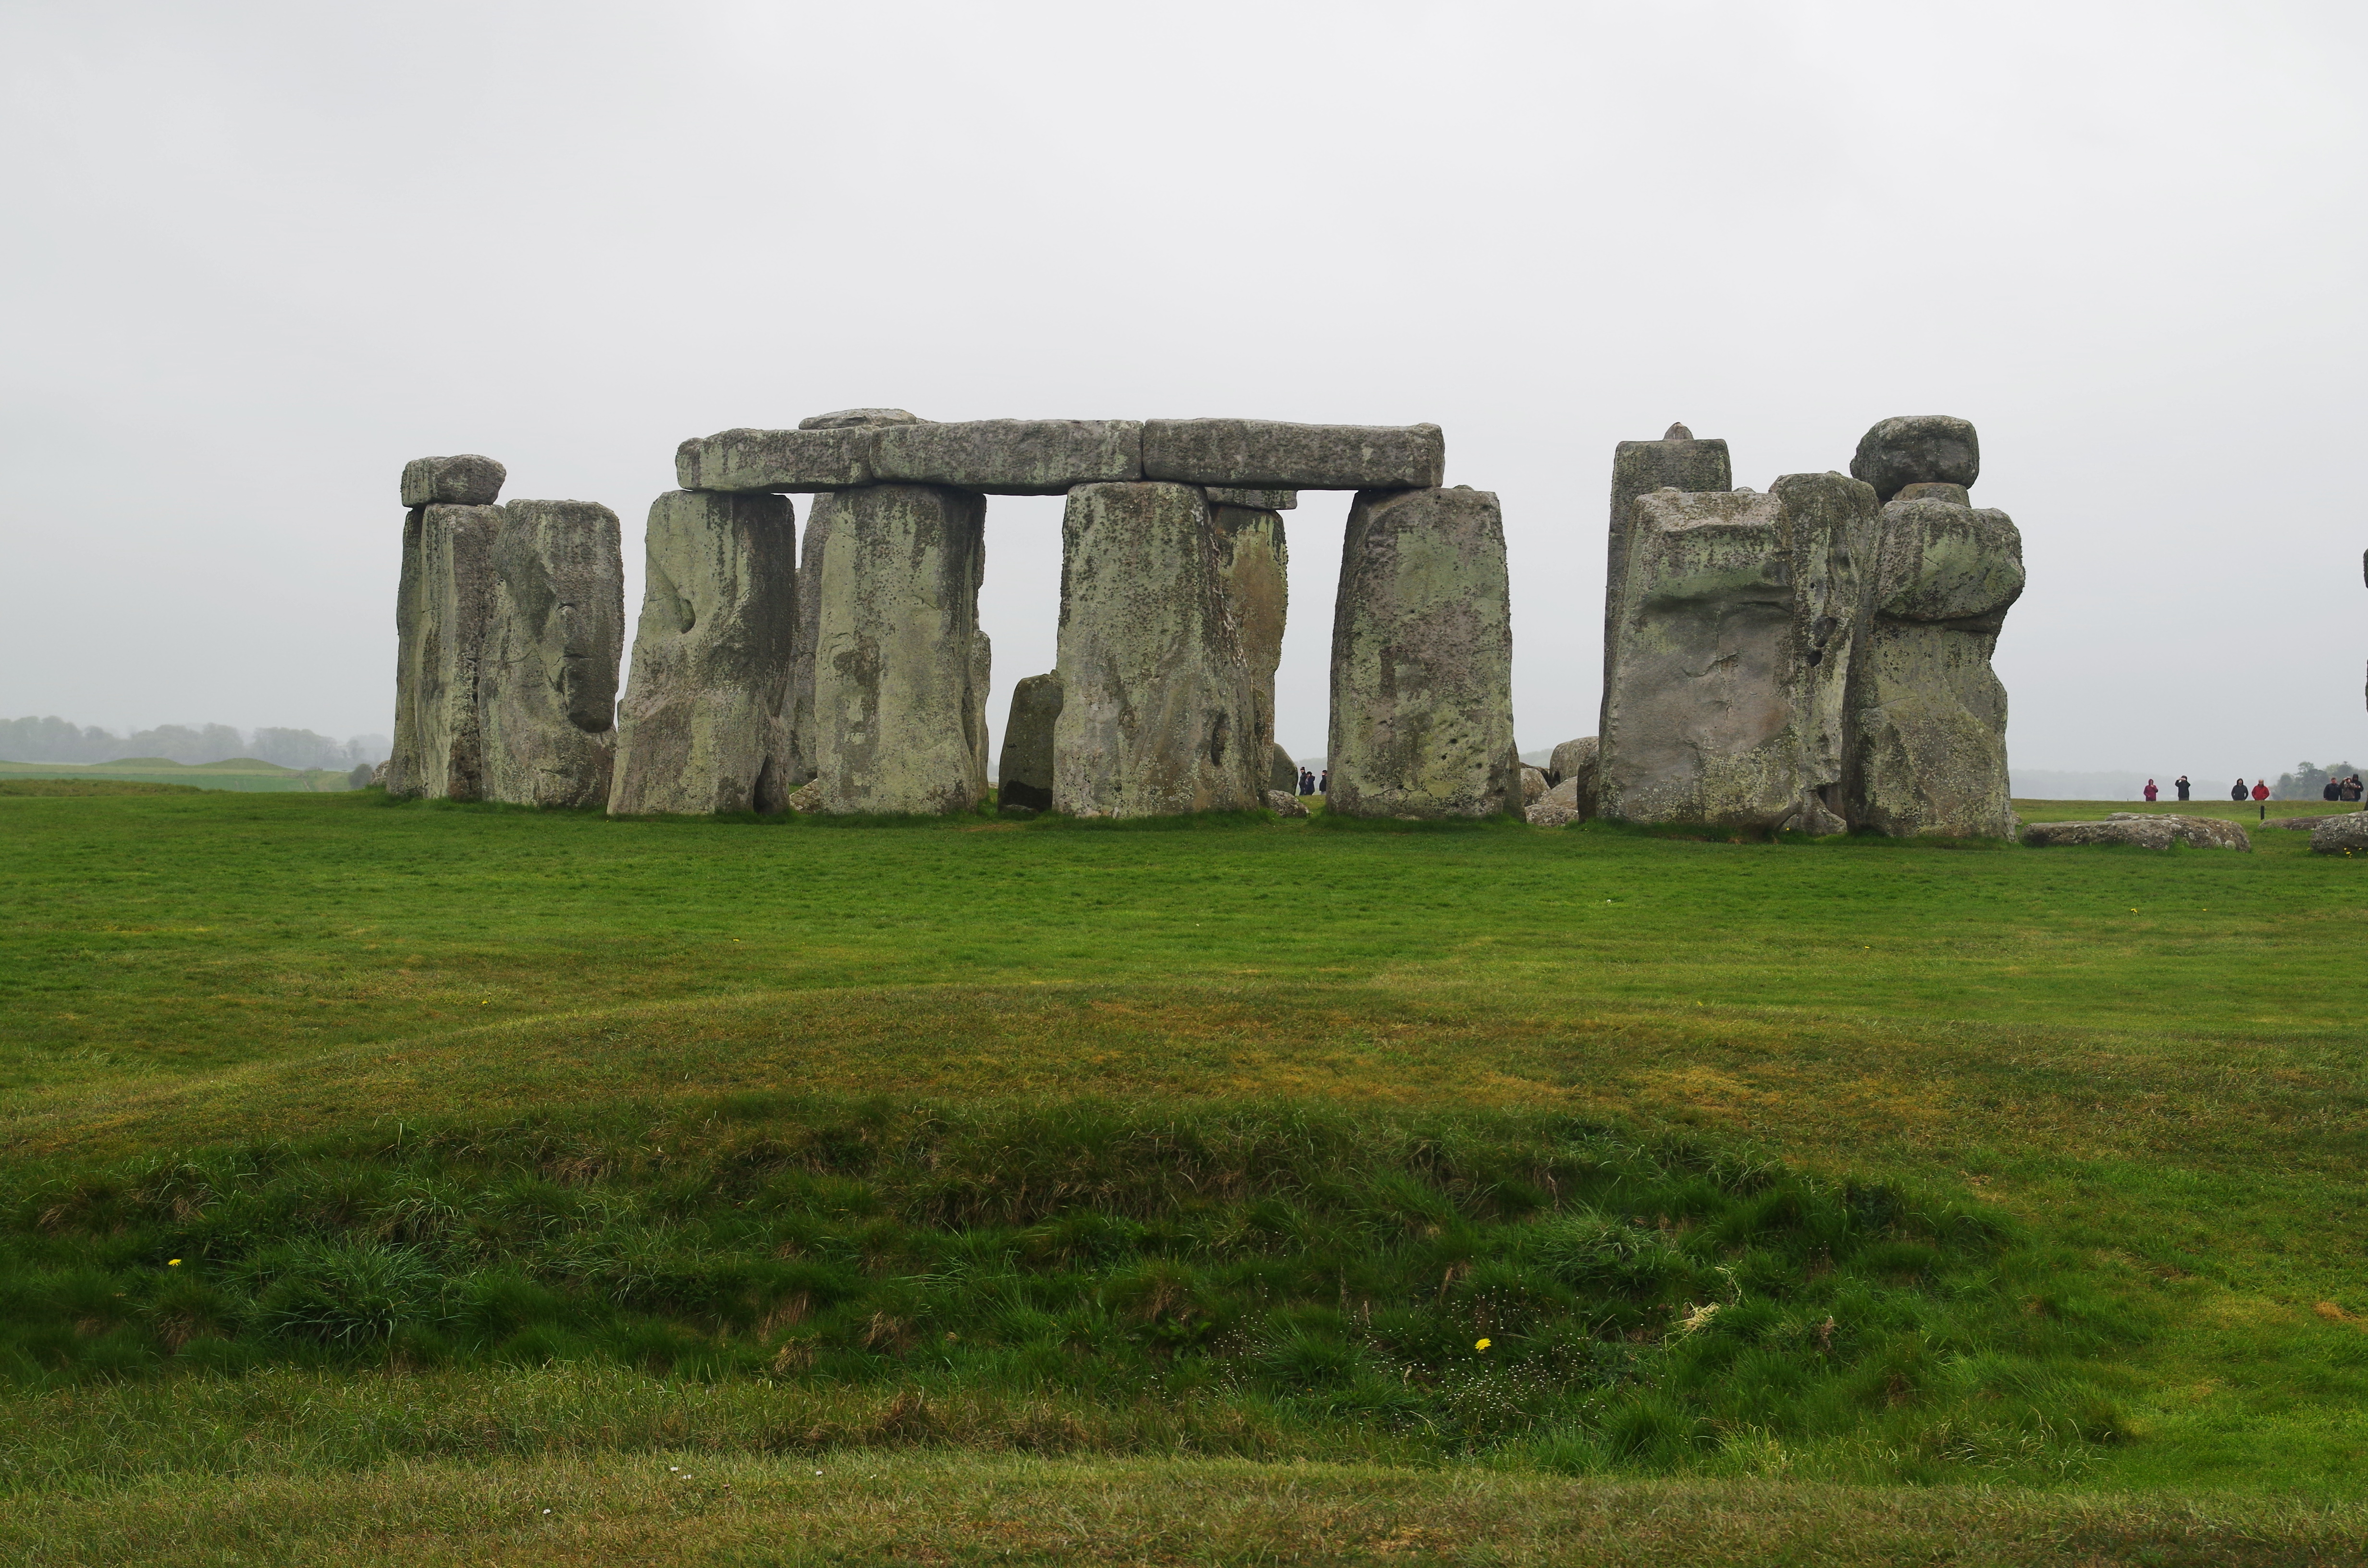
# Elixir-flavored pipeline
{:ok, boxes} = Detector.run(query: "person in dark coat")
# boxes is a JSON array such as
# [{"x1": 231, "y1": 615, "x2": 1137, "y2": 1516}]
[
  {"x1": 2345, "y1": 775, "x2": 2364, "y2": 803},
  {"x1": 2143, "y1": 780, "x2": 2158, "y2": 802},
  {"x1": 2230, "y1": 778, "x2": 2249, "y2": 802},
  {"x1": 1319, "y1": 769, "x2": 1329, "y2": 794},
  {"x1": 2324, "y1": 776, "x2": 2342, "y2": 802},
  {"x1": 2174, "y1": 775, "x2": 2191, "y2": 800}
]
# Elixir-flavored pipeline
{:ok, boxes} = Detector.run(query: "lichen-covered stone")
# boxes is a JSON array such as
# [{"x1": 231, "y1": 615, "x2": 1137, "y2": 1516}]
[
  {"x1": 1527, "y1": 800, "x2": 1581, "y2": 828},
  {"x1": 1268, "y1": 742, "x2": 1298, "y2": 795},
  {"x1": 1268, "y1": 789, "x2": 1309, "y2": 818},
  {"x1": 787, "y1": 778, "x2": 825, "y2": 813},
  {"x1": 1597, "y1": 472, "x2": 1880, "y2": 833},
  {"x1": 1895, "y1": 482, "x2": 1970, "y2": 505},
  {"x1": 1326, "y1": 486, "x2": 1517, "y2": 819},
  {"x1": 1542, "y1": 773, "x2": 1583, "y2": 810},
  {"x1": 997, "y1": 673, "x2": 1062, "y2": 813},
  {"x1": 1053, "y1": 483, "x2": 1261, "y2": 817},
  {"x1": 481, "y1": 500, "x2": 625, "y2": 808},
  {"x1": 1850, "y1": 416, "x2": 1980, "y2": 502},
  {"x1": 2309, "y1": 813, "x2": 2368, "y2": 854},
  {"x1": 401, "y1": 454, "x2": 506, "y2": 508},
  {"x1": 387, "y1": 503, "x2": 503, "y2": 800},
  {"x1": 1211, "y1": 504, "x2": 1288, "y2": 796},
  {"x1": 871, "y1": 420, "x2": 1142, "y2": 495},
  {"x1": 799, "y1": 409, "x2": 925, "y2": 430},
  {"x1": 1844, "y1": 498, "x2": 2024, "y2": 837},
  {"x1": 2025, "y1": 814, "x2": 2250, "y2": 850},
  {"x1": 674, "y1": 428, "x2": 876, "y2": 492},
  {"x1": 1520, "y1": 767, "x2": 1547, "y2": 805},
  {"x1": 608, "y1": 491, "x2": 798, "y2": 815},
  {"x1": 805, "y1": 485, "x2": 989, "y2": 815},
  {"x1": 1547, "y1": 735, "x2": 1600, "y2": 810},
  {"x1": 1142, "y1": 420, "x2": 1444, "y2": 490},
  {"x1": 1598, "y1": 428, "x2": 1732, "y2": 745},
  {"x1": 1209, "y1": 488, "x2": 1298, "y2": 511}
]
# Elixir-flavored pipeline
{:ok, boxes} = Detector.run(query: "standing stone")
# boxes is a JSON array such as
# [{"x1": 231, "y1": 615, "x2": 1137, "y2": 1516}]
[
  {"x1": 387, "y1": 503, "x2": 503, "y2": 800},
  {"x1": 1053, "y1": 483, "x2": 1261, "y2": 817},
  {"x1": 1843, "y1": 497, "x2": 2023, "y2": 836},
  {"x1": 998, "y1": 673, "x2": 1062, "y2": 812},
  {"x1": 1597, "y1": 472, "x2": 1880, "y2": 834},
  {"x1": 1599, "y1": 426, "x2": 1732, "y2": 749},
  {"x1": 1211, "y1": 503, "x2": 1288, "y2": 797},
  {"x1": 1326, "y1": 486, "x2": 1518, "y2": 819},
  {"x1": 787, "y1": 494, "x2": 839, "y2": 782},
  {"x1": 805, "y1": 485, "x2": 990, "y2": 814},
  {"x1": 1849, "y1": 416, "x2": 1980, "y2": 502},
  {"x1": 608, "y1": 491, "x2": 797, "y2": 815},
  {"x1": 1268, "y1": 742, "x2": 1298, "y2": 795},
  {"x1": 968, "y1": 629, "x2": 993, "y2": 794},
  {"x1": 481, "y1": 501, "x2": 626, "y2": 808}
]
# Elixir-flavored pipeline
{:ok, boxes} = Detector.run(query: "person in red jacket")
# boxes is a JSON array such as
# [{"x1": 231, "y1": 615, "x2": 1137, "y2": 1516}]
[
  {"x1": 2143, "y1": 780, "x2": 2158, "y2": 802},
  {"x1": 2251, "y1": 780, "x2": 2270, "y2": 802}
]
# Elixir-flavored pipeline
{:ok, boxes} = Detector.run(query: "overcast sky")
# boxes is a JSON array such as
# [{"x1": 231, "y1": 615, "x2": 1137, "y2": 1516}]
[{"x1": 3, "y1": 1, "x2": 2362, "y2": 779}]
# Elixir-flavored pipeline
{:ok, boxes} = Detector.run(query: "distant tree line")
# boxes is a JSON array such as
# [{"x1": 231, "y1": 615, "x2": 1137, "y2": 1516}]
[
  {"x1": 0, "y1": 716, "x2": 389, "y2": 770},
  {"x1": 2272, "y1": 761, "x2": 2362, "y2": 800}
]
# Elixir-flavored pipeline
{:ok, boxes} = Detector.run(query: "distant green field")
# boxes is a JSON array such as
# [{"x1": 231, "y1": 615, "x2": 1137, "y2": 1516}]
[
  {"x1": 0, "y1": 756, "x2": 354, "y2": 792},
  {"x1": 2, "y1": 790, "x2": 2363, "y2": 1563}
]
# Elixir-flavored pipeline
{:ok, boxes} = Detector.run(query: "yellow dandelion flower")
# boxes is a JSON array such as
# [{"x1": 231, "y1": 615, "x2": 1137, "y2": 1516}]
[
  {"x1": 1475, "y1": 1337, "x2": 1492, "y2": 1351},
  {"x1": 167, "y1": 1259, "x2": 181, "y2": 1267}
]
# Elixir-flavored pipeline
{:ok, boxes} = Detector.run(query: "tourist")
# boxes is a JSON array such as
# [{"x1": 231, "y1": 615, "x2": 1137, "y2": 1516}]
[
  {"x1": 2344, "y1": 775, "x2": 2364, "y2": 803},
  {"x1": 1298, "y1": 768, "x2": 1315, "y2": 796},
  {"x1": 2143, "y1": 780, "x2": 2158, "y2": 802},
  {"x1": 2230, "y1": 778, "x2": 2248, "y2": 802},
  {"x1": 2175, "y1": 775, "x2": 2191, "y2": 801},
  {"x1": 2324, "y1": 775, "x2": 2343, "y2": 802},
  {"x1": 2251, "y1": 780, "x2": 2270, "y2": 803},
  {"x1": 1319, "y1": 769, "x2": 1329, "y2": 794}
]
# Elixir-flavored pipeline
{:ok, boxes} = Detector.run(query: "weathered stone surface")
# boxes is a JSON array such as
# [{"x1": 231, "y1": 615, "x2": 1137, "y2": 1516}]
[
  {"x1": 1326, "y1": 486, "x2": 1517, "y2": 819},
  {"x1": 2309, "y1": 813, "x2": 2368, "y2": 854},
  {"x1": 608, "y1": 490, "x2": 798, "y2": 815},
  {"x1": 1896, "y1": 482, "x2": 1970, "y2": 505},
  {"x1": 387, "y1": 503, "x2": 503, "y2": 800},
  {"x1": 2259, "y1": 814, "x2": 2347, "y2": 831},
  {"x1": 369, "y1": 760, "x2": 389, "y2": 787},
  {"x1": 675, "y1": 428, "x2": 876, "y2": 493},
  {"x1": 1844, "y1": 498, "x2": 2024, "y2": 837},
  {"x1": 968, "y1": 630, "x2": 993, "y2": 792},
  {"x1": 1209, "y1": 488, "x2": 1297, "y2": 511},
  {"x1": 786, "y1": 494, "x2": 839, "y2": 782},
  {"x1": 1269, "y1": 742, "x2": 1298, "y2": 795},
  {"x1": 1549, "y1": 735, "x2": 1599, "y2": 784},
  {"x1": 787, "y1": 779, "x2": 825, "y2": 813},
  {"x1": 1142, "y1": 420, "x2": 1445, "y2": 490},
  {"x1": 1850, "y1": 416, "x2": 1980, "y2": 502},
  {"x1": 1268, "y1": 789, "x2": 1309, "y2": 818},
  {"x1": 1598, "y1": 428, "x2": 1733, "y2": 747},
  {"x1": 1527, "y1": 800, "x2": 1581, "y2": 828},
  {"x1": 804, "y1": 485, "x2": 989, "y2": 815},
  {"x1": 1054, "y1": 483, "x2": 1262, "y2": 817},
  {"x1": 1597, "y1": 472, "x2": 1880, "y2": 833},
  {"x1": 799, "y1": 409, "x2": 925, "y2": 430},
  {"x1": 1520, "y1": 766, "x2": 1547, "y2": 805},
  {"x1": 481, "y1": 500, "x2": 625, "y2": 808},
  {"x1": 872, "y1": 420, "x2": 1142, "y2": 496},
  {"x1": 1212, "y1": 504, "x2": 1288, "y2": 794},
  {"x1": 1543, "y1": 774, "x2": 1583, "y2": 810},
  {"x1": 401, "y1": 454, "x2": 506, "y2": 508},
  {"x1": 997, "y1": 673, "x2": 1062, "y2": 812},
  {"x1": 2025, "y1": 814, "x2": 2251, "y2": 850}
]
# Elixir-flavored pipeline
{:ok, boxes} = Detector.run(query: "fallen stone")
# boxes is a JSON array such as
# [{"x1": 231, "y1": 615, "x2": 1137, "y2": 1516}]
[
  {"x1": 1054, "y1": 482, "x2": 1262, "y2": 817},
  {"x1": 608, "y1": 490, "x2": 799, "y2": 815},
  {"x1": 1268, "y1": 789, "x2": 1309, "y2": 818},
  {"x1": 1269, "y1": 742, "x2": 1298, "y2": 795},
  {"x1": 1548, "y1": 735, "x2": 1598, "y2": 782},
  {"x1": 804, "y1": 484, "x2": 990, "y2": 814},
  {"x1": 869, "y1": 419, "x2": 1142, "y2": 495},
  {"x1": 1141, "y1": 420, "x2": 1444, "y2": 490},
  {"x1": 2025, "y1": 815, "x2": 2251, "y2": 850},
  {"x1": 1520, "y1": 766, "x2": 1547, "y2": 805},
  {"x1": 1326, "y1": 486, "x2": 1518, "y2": 819},
  {"x1": 1209, "y1": 487, "x2": 1298, "y2": 511},
  {"x1": 2309, "y1": 813, "x2": 2368, "y2": 853},
  {"x1": 997, "y1": 672, "x2": 1062, "y2": 813},
  {"x1": 799, "y1": 408, "x2": 925, "y2": 429},
  {"x1": 1850, "y1": 416, "x2": 1980, "y2": 502},
  {"x1": 387, "y1": 503, "x2": 503, "y2": 800},
  {"x1": 1527, "y1": 801, "x2": 1582, "y2": 828},
  {"x1": 401, "y1": 454, "x2": 506, "y2": 508},
  {"x1": 1543, "y1": 774, "x2": 1582, "y2": 809},
  {"x1": 675, "y1": 427, "x2": 876, "y2": 492},
  {"x1": 1597, "y1": 472, "x2": 1880, "y2": 833},
  {"x1": 1844, "y1": 497, "x2": 2025, "y2": 837},
  {"x1": 481, "y1": 500, "x2": 625, "y2": 808},
  {"x1": 1548, "y1": 736, "x2": 1600, "y2": 814},
  {"x1": 1212, "y1": 503, "x2": 1288, "y2": 794},
  {"x1": 1599, "y1": 428, "x2": 1732, "y2": 745},
  {"x1": 2259, "y1": 814, "x2": 2347, "y2": 830},
  {"x1": 787, "y1": 778, "x2": 825, "y2": 813}
]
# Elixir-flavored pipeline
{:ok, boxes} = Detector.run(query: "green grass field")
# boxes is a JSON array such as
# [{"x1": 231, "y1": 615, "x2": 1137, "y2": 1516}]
[
  {"x1": 0, "y1": 756, "x2": 357, "y2": 792},
  {"x1": 3, "y1": 789, "x2": 2364, "y2": 1564}
]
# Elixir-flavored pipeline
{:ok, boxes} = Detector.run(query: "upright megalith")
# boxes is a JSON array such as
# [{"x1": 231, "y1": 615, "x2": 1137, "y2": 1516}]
[
  {"x1": 997, "y1": 673, "x2": 1062, "y2": 812},
  {"x1": 1849, "y1": 416, "x2": 1979, "y2": 502},
  {"x1": 1843, "y1": 494, "x2": 2023, "y2": 837},
  {"x1": 1053, "y1": 483, "x2": 1261, "y2": 817},
  {"x1": 608, "y1": 490, "x2": 798, "y2": 815},
  {"x1": 805, "y1": 484, "x2": 990, "y2": 814},
  {"x1": 1597, "y1": 472, "x2": 1880, "y2": 834},
  {"x1": 1211, "y1": 502, "x2": 1288, "y2": 794},
  {"x1": 1325, "y1": 487, "x2": 1518, "y2": 819},
  {"x1": 1599, "y1": 425, "x2": 1732, "y2": 751},
  {"x1": 1268, "y1": 742, "x2": 1298, "y2": 795},
  {"x1": 388, "y1": 502, "x2": 503, "y2": 800},
  {"x1": 481, "y1": 501, "x2": 625, "y2": 808}
]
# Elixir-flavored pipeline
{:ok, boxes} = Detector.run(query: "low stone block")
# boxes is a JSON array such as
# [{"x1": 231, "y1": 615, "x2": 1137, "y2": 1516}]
[
  {"x1": 2025, "y1": 814, "x2": 2251, "y2": 850},
  {"x1": 1142, "y1": 420, "x2": 1444, "y2": 490},
  {"x1": 608, "y1": 491, "x2": 798, "y2": 815},
  {"x1": 1850, "y1": 416, "x2": 1980, "y2": 502},
  {"x1": 1054, "y1": 483, "x2": 1262, "y2": 817},
  {"x1": 674, "y1": 428, "x2": 876, "y2": 492},
  {"x1": 401, "y1": 455, "x2": 506, "y2": 508},
  {"x1": 1326, "y1": 486, "x2": 1517, "y2": 819},
  {"x1": 1527, "y1": 801, "x2": 1581, "y2": 828},
  {"x1": 1208, "y1": 487, "x2": 1298, "y2": 511},
  {"x1": 870, "y1": 419, "x2": 1142, "y2": 495},
  {"x1": 2309, "y1": 813, "x2": 2368, "y2": 854},
  {"x1": 805, "y1": 485, "x2": 990, "y2": 815},
  {"x1": 799, "y1": 408, "x2": 925, "y2": 429},
  {"x1": 998, "y1": 673, "x2": 1062, "y2": 813},
  {"x1": 481, "y1": 500, "x2": 625, "y2": 808},
  {"x1": 1268, "y1": 789, "x2": 1309, "y2": 818}
]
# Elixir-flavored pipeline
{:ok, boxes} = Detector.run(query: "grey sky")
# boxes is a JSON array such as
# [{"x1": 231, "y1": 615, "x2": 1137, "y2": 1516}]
[{"x1": 3, "y1": 1, "x2": 2361, "y2": 782}]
